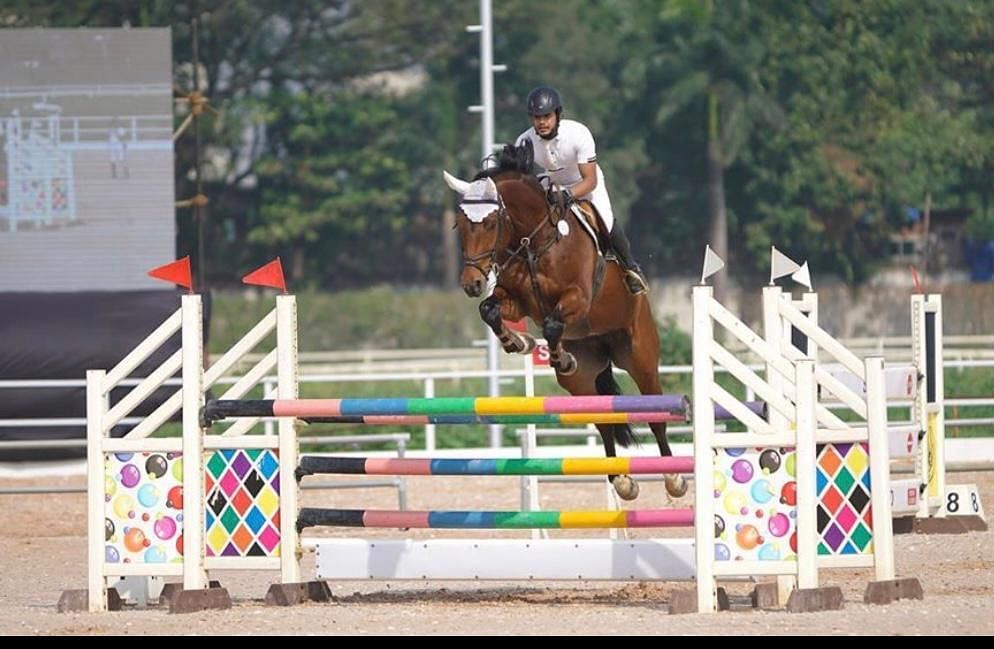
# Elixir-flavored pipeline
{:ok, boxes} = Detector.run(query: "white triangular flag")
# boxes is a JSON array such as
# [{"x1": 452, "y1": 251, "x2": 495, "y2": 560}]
[
  {"x1": 701, "y1": 245, "x2": 725, "y2": 283},
  {"x1": 770, "y1": 246, "x2": 801, "y2": 283},
  {"x1": 791, "y1": 261, "x2": 812, "y2": 290}
]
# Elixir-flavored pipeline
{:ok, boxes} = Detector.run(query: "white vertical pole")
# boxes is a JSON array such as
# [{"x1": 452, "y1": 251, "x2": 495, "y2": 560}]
[
  {"x1": 793, "y1": 359, "x2": 818, "y2": 590},
  {"x1": 277, "y1": 295, "x2": 300, "y2": 583},
  {"x1": 762, "y1": 286, "x2": 786, "y2": 432},
  {"x1": 263, "y1": 378, "x2": 275, "y2": 437},
  {"x1": 928, "y1": 294, "x2": 946, "y2": 513},
  {"x1": 470, "y1": 0, "x2": 503, "y2": 449},
  {"x1": 798, "y1": 291, "x2": 819, "y2": 361},
  {"x1": 181, "y1": 295, "x2": 207, "y2": 592},
  {"x1": 87, "y1": 369, "x2": 108, "y2": 612},
  {"x1": 692, "y1": 285, "x2": 717, "y2": 613},
  {"x1": 424, "y1": 378, "x2": 436, "y2": 452},
  {"x1": 480, "y1": 0, "x2": 495, "y2": 165},
  {"x1": 775, "y1": 289, "x2": 816, "y2": 604},
  {"x1": 911, "y1": 294, "x2": 928, "y2": 517},
  {"x1": 866, "y1": 355, "x2": 896, "y2": 580},
  {"x1": 520, "y1": 348, "x2": 544, "y2": 539}
]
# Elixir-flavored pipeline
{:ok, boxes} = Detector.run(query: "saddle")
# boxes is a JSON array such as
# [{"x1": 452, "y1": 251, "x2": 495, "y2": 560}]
[
  {"x1": 551, "y1": 198, "x2": 611, "y2": 300},
  {"x1": 569, "y1": 200, "x2": 611, "y2": 255}
]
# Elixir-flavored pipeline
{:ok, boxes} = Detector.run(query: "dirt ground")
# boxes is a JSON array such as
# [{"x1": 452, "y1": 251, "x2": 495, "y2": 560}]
[{"x1": 1, "y1": 466, "x2": 993, "y2": 636}]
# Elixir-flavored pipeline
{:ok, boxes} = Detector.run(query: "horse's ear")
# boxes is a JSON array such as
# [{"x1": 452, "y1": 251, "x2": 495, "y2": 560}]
[
  {"x1": 442, "y1": 170, "x2": 471, "y2": 195},
  {"x1": 516, "y1": 139, "x2": 534, "y2": 173}
]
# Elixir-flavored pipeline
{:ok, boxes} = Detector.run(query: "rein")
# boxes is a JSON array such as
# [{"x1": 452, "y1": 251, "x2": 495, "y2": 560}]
[
  {"x1": 494, "y1": 201, "x2": 567, "y2": 320},
  {"x1": 461, "y1": 176, "x2": 575, "y2": 321}
]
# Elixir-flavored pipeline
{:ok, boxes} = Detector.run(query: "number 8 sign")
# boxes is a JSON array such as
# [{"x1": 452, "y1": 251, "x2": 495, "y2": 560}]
[{"x1": 944, "y1": 484, "x2": 985, "y2": 519}]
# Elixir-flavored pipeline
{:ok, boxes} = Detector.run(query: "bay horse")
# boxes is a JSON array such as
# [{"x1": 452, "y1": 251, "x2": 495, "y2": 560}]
[{"x1": 443, "y1": 143, "x2": 687, "y2": 500}]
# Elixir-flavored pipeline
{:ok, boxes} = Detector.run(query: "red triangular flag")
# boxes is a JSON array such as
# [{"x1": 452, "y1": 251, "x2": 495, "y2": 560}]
[
  {"x1": 242, "y1": 258, "x2": 287, "y2": 293},
  {"x1": 148, "y1": 257, "x2": 193, "y2": 291}
]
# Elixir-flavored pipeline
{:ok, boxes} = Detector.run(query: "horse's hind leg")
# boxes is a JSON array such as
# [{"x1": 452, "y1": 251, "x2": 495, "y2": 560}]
[
  {"x1": 556, "y1": 343, "x2": 640, "y2": 500},
  {"x1": 611, "y1": 312, "x2": 689, "y2": 498},
  {"x1": 591, "y1": 365, "x2": 642, "y2": 500}
]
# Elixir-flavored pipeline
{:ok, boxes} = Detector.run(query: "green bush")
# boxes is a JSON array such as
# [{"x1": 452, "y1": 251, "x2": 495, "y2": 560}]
[
  {"x1": 209, "y1": 286, "x2": 483, "y2": 353},
  {"x1": 657, "y1": 316, "x2": 692, "y2": 365}
]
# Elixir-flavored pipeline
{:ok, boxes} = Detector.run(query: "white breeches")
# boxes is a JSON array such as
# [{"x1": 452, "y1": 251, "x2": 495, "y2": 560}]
[{"x1": 574, "y1": 166, "x2": 614, "y2": 231}]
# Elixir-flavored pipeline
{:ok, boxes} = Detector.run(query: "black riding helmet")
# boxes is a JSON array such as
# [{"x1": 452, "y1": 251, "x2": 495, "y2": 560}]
[
  {"x1": 526, "y1": 86, "x2": 562, "y2": 140},
  {"x1": 526, "y1": 86, "x2": 562, "y2": 117}
]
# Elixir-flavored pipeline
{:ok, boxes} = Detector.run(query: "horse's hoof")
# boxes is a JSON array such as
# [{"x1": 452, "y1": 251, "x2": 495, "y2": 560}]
[
  {"x1": 665, "y1": 473, "x2": 689, "y2": 498},
  {"x1": 612, "y1": 475, "x2": 640, "y2": 501},
  {"x1": 554, "y1": 353, "x2": 577, "y2": 376},
  {"x1": 518, "y1": 332, "x2": 536, "y2": 354}
]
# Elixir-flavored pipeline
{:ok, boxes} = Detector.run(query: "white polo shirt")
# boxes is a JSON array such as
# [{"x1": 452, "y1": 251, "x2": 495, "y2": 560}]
[{"x1": 515, "y1": 119, "x2": 615, "y2": 229}]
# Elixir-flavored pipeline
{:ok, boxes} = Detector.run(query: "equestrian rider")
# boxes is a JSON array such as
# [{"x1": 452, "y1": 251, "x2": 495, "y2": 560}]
[{"x1": 515, "y1": 85, "x2": 649, "y2": 295}]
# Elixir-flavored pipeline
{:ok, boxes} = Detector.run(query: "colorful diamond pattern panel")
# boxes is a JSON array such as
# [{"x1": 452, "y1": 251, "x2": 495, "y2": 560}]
[
  {"x1": 816, "y1": 442, "x2": 875, "y2": 556},
  {"x1": 204, "y1": 448, "x2": 281, "y2": 558}
]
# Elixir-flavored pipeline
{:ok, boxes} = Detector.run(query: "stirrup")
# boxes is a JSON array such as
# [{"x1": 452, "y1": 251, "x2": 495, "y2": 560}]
[{"x1": 624, "y1": 269, "x2": 649, "y2": 295}]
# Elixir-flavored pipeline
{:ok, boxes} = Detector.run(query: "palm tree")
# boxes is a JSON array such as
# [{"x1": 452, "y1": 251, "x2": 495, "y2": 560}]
[{"x1": 636, "y1": 0, "x2": 782, "y2": 301}]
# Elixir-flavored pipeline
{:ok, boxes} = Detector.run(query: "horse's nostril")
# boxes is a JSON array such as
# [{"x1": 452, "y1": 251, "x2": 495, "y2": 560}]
[{"x1": 464, "y1": 281, "x2": 483, "y2": 297}]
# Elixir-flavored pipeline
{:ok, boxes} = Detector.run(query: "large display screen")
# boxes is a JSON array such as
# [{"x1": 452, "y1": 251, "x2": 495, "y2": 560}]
[{"x1": 0, "y1": 28, "x2": 174, "y2": 291}]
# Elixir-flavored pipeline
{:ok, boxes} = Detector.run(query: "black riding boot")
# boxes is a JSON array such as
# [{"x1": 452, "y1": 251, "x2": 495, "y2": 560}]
[{"x1": 609, "y1": 224, "x2": 649, "y2": 295}]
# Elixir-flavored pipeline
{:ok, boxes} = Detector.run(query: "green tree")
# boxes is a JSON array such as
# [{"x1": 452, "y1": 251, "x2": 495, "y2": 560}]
[
  {"x1": 618, "y1": 0, "x2": 783, "y2": 298},
  {"x1": 737, "y1": 1, "x2": 990, "y2": 282}
]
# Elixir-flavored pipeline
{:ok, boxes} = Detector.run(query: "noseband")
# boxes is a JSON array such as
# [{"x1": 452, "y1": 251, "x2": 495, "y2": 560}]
[{"x1": 460, "y1": 195, "x2": 508, "y2": 278}]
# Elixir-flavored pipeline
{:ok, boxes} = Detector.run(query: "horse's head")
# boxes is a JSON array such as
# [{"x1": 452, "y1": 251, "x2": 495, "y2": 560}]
[
  {"x1": 443, "y1": 170, "x2": 510, "y2": 297},
  {"x1": 444, "y1": 143, "x2": 549, "y2": 297}
]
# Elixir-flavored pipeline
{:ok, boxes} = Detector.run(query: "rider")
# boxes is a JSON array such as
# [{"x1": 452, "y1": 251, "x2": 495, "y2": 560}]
[{"x1": 515, "y1": 85, "x2": 649, "y2": 295}]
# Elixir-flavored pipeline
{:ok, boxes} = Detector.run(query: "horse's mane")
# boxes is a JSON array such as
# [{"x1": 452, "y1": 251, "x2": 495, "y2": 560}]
[{"x1": 472, "y1": 140, "x2": 545, "y2": 195}]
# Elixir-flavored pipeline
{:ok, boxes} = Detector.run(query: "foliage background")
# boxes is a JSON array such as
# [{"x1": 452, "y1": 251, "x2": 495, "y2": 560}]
[{"x1": 8, "y1": 0, "x2": 993, "y2": 292}]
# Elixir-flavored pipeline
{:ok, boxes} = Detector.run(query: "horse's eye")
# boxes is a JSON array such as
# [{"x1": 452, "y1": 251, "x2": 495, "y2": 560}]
[{"x1": 485, "y1": 218, "x2": 497, "y2": 231}]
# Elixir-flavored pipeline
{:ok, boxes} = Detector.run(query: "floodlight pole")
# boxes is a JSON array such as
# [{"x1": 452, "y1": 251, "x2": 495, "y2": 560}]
[{"x1": 468, "y1": 0, "x2": 507, "y2": 448}]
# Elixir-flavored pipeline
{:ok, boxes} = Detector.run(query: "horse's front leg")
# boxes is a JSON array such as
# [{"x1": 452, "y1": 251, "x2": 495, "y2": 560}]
[
  {"x1": 479, "y1": 289, "x2": 536, "y2": 354},
  {"x1": 543, "y1": 287, "x2": 590, "y2": 376}
]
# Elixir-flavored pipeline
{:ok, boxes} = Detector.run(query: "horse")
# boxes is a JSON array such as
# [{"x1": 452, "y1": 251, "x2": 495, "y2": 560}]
[{"x1": 442, "y1": 143, "x2": 687, "y2": 500}]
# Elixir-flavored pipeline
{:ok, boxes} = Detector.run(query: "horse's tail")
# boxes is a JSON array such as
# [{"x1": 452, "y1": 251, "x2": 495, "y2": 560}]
[{"x1": 594, "y1": 363, "x2": 637, "y2": 448}]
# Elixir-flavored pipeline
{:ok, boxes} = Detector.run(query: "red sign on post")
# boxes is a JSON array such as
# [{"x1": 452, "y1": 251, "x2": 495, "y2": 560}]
[
  {"x1": 532, "y1": 343, "x2": 550, "y2": 366},
  {"x1": 504, "y1": 319, "x2": 527, "y2": 332}
]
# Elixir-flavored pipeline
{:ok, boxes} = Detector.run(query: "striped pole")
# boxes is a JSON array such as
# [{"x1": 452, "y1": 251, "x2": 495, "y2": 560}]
[
  {"x1": 203, "y1": 395, "x2": 766, "y2": 425},
  {"x1": 300, "y1": 400, "x2": 765, "y2": 425},
  {"x1": 297, "y1": 507, "x2": 695, "y2": 531},
  {"x1": 296, "y1": 455, "x2": 695, "y2": 478},
  {"x1": 203, "y1": 394, "x2": 690, "y2": 423},
  {"x1": 298, "y1": 412, "x2": 683, "y2": 425}
]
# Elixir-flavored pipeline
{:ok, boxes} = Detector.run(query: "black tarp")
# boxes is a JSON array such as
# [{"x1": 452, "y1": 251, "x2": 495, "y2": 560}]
[{"x1": 0, "y1": 290, "x2": 209, "y2": 460}]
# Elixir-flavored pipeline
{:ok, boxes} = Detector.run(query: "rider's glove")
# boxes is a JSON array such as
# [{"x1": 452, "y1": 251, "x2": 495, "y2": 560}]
[{"x1": 547, "y1": 186, "x2": 574, "y2": 207}]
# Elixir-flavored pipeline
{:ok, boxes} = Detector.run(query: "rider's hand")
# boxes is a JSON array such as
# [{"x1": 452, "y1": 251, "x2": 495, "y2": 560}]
[{"x1": 547, "y1": 186, "x2": 574, "y2": 207}]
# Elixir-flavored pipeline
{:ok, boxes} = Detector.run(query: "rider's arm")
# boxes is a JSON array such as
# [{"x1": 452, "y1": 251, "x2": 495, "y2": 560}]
[{"x1": 570, "y1": 161, "x2": 598, "y2": 197}]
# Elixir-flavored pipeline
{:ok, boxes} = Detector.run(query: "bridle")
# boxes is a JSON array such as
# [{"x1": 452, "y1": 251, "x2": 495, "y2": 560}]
[
  {"x1": 460, "y1": 181, "x2": 569, "y2": 320},
  {"x1": 459, "y1": 194, "x2": 509, "y2": 280}
]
